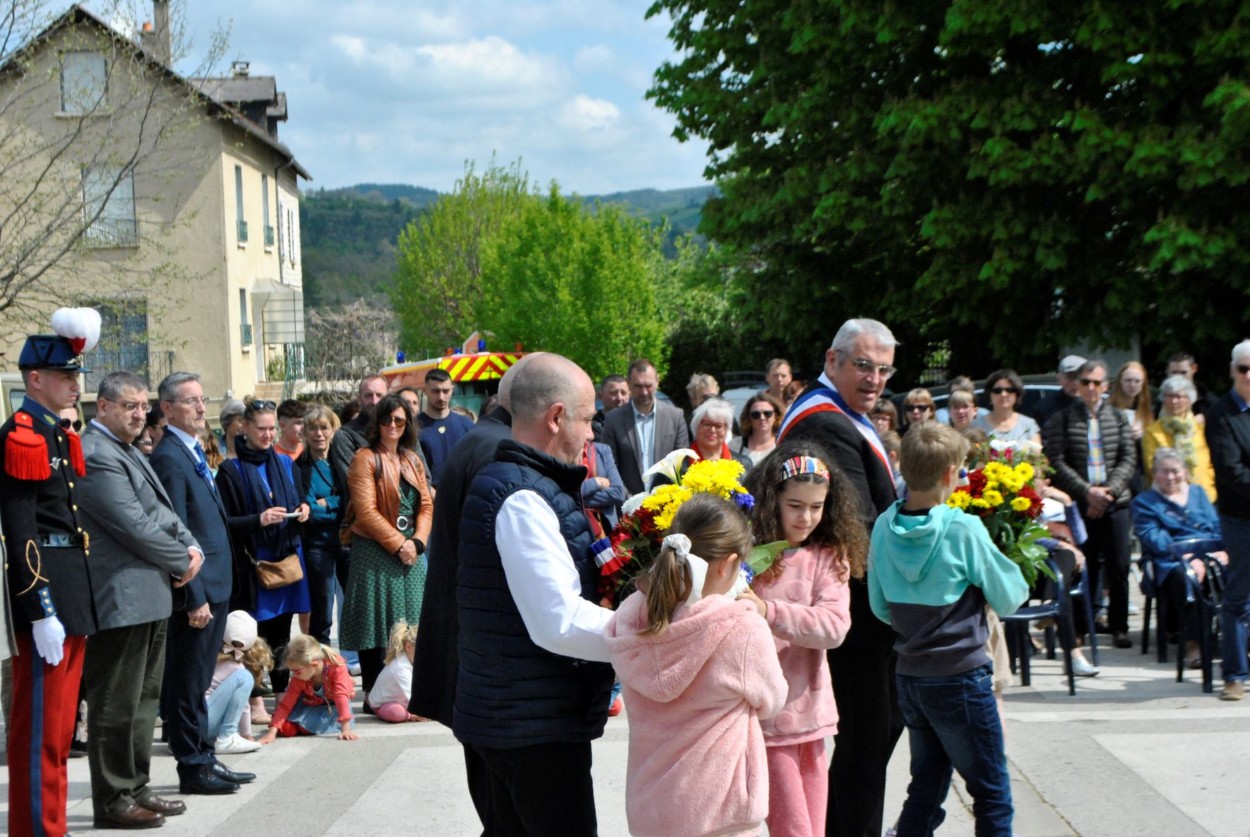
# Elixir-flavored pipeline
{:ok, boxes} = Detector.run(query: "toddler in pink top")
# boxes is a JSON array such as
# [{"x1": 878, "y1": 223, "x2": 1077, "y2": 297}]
[
  {"x1": 741, "y1": 442, "x2": 868, "y2": 837},
  {"x1": 606, "y1": 494, "x2": 787, "y2": 837}
]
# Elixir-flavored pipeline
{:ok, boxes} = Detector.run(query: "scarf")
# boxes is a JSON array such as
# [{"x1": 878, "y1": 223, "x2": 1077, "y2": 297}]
[
  {"x1": 228, "y1": 438, "x2": 302, "y2": 555},
  {"x1": 1159, "y1": 409, "x2": 1198, "y2": 473}
]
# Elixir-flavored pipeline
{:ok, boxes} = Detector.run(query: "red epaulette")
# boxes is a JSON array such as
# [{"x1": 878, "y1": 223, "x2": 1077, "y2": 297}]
[
  {"x1": 65, "y1": 427, "x2": 86, "y2": 477},
  {"x1": 5, "y1": 412, "x2": 51, "y2": 481}
]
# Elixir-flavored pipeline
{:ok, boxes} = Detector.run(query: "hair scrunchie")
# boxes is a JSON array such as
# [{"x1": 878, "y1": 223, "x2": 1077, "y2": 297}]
[{"x1": 663, "y1": 533, "x2": 708, "y2": 605}]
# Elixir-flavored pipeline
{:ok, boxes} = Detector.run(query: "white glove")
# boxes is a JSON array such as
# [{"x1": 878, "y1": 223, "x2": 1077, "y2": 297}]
[{"x1": 31, "y1": 616, "x2": 66, "y2": 667}]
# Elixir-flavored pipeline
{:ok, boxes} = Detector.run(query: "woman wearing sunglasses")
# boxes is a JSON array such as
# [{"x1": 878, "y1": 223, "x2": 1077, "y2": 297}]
[
  {"x1": 973, "y1": 369, "x2": 1041, "y2": 445},
  {"x1": 900, "y1": 388, "x2": 936, "y2": 434},
  {"x1": 339, "y1": 394, "x2": 433, "y2": 703},
  {"x1": 731, "y1": 393, "x2": 783, "y2": 466},
  {"x1": 216, "y1": 399, "x2": 312, "y2": 693}
]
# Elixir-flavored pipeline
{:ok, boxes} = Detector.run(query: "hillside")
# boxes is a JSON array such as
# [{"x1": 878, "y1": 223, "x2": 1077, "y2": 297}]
[{"x1": 299, "y1": 183, "x2": 715, "y2": 308}]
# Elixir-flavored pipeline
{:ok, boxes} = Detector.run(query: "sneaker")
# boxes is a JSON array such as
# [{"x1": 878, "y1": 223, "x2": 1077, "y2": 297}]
[
  {"x1": 1071, "y1": 656, "x2": 1100, "y2": 677},
  {"x1": 348, "y1": 663, "x2": 362, "y2": 677},
  {"x1": 214, "y1": 733, "x2": 261, "y2": 755},
  {"x1": 1220, "y1": 681, "x2": 1245, "y2": 701},
  {"x1": 1128, "y1": 601, "x2": 1140, "y2": 616},
  {"x1": 885, "y1": 828, "x2": 897, "y2": 837},
  {"x1": 607, "y1": 697, "x2": 623, "y2": 717}
]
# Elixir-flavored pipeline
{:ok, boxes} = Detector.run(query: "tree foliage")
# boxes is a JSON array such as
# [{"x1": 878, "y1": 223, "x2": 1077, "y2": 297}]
[
  {"x1": 391, "y1": 161, "x2": 674, "y2": 381},
  {"x1": 478, "y1": 185, "x2": 672, "y2": 383},
  {"x1": 647, "y1": 0, "x2": 1250, "y2": 381}
]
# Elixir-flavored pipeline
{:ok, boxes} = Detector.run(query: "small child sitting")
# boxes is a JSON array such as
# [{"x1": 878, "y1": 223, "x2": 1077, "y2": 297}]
[
  {"x1": 366, "y1": 620, "x2": 428, "y2": 722},
  {"x1": 258, "y1": 635, "x2": 359, "y2": 743},
  {"x1": 207, "y1": 611, "x2": 272, "y2": 753},
  {"x1": 868, "y1": 423, "x2": 1028, "y2": 836}
]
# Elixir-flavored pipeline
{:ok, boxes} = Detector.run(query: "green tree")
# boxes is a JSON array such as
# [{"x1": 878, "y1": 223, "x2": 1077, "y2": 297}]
[
  {"x1": 390, "y1": 158, "x2": 531, "y2": 357},
  {"x1": 647, "y1": 0, "x2": 1250, "y2": 380},
  {"x1": 476, "y1": 185, "x2": 672, "y2": 383}
]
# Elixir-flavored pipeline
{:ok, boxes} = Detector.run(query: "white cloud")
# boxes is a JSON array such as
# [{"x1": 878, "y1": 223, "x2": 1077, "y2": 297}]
[{"x1": 573, "y1": 45, "x2": 616, "y2": 74}]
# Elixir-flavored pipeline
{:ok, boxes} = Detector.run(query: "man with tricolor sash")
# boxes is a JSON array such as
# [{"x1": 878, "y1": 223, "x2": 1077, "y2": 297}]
[{"x1": 778, "y1": 317, "x2": 904, "y2": 837}]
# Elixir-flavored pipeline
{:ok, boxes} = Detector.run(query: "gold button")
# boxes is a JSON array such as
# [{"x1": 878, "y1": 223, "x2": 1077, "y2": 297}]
[
  {"x1": 72, "y1": 505, "x2": 78, "y2": 511},
  {"x1": 68, "y1": 482, "x2": 74, "y2": 488},
  {"x1": 84, "y1": 550, "x2": 90, "y2": 556}
]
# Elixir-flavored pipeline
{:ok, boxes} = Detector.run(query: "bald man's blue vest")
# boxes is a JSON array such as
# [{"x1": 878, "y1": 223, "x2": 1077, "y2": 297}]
[{"x1": 453, "y1": 439, "x2": 613, "y2": 748}]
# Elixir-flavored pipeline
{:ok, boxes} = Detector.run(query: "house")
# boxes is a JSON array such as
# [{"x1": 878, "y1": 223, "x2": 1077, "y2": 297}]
[{"x1": 0, "y1": 1, "x2": 310, "y2": 415}]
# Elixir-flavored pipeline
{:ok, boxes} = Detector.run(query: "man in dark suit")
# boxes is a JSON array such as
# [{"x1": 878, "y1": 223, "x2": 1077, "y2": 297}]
[
  {"x1": 777, "y1": 318, "x2": 902, "y2": 837},
  {"x1": 151, "y1": 371, "x2": 257, "y2": 796},
  {"x1": 78, "y1": 371, "x2": 204, "y2": 828},
  {"x1": 602, "y1": 359, "x2": 690, "y2": 495},
  {"x1": 410, "y1": 356, "x2": 528, "y2": 830}
]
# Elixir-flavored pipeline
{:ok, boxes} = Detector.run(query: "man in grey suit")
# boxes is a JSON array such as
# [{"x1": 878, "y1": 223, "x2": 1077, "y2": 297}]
[
  {"x1": 602, "y1": 359, "x2": 691, "y2": 495},
  {"x1": 78, "y1": 371, "x2": 203, "y2": 829}
]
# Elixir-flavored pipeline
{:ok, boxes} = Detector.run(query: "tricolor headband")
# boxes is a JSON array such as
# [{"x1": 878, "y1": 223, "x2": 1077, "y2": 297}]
[{"x1": 781, "y1": 456, "x2": 830, "y2": 482}]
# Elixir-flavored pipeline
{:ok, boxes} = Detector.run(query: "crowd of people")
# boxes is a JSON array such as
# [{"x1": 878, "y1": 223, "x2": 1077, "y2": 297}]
[{"x1": 2, "y1": 309, "x2": 1249, "y2": 836}]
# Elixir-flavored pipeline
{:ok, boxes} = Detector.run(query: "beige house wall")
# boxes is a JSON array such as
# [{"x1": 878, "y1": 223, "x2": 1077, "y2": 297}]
[{"x1": 0, "y1": 16, "x2": 305, "y2": 415}]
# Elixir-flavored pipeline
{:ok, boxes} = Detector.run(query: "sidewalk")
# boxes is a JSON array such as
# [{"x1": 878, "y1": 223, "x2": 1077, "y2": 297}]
[{"x1": 4, "y1": 607, "x2": 1249, "y2": 835}]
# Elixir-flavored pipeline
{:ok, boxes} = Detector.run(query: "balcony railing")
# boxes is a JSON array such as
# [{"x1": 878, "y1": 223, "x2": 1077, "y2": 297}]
[{"x1": 83, "y1": 348, "x2": 174, "y2": 392}]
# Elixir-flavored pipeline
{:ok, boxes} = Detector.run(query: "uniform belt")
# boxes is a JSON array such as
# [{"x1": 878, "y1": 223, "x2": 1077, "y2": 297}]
[{"x1": 37, "y1": 533, "x2": 83, "y2": 548}]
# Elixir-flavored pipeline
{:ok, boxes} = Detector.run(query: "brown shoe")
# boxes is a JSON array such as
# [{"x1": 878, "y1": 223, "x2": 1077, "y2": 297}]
[
  {"x1": 1220, "y1": 681, "x2": 1245, "y2": 701},
  {"x1": 138, "y1": 796, "x2": 186, "y2": 816},
  {"x1": 93, "y1": 802, "x2": 165, "y2": 829}
]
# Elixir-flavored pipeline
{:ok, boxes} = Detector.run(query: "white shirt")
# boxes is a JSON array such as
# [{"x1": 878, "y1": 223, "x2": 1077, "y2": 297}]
[
  {"x1": 367, "y1": 655, "x2": 413, "y2": 708},
  {"x1": 631, "y1": 402, "x2": 656, "y2": 477},
  {"x1": 495, "y1": 490, "x2": 613, "y2": 663},
  {"x1": 165, "y1": 423, "x2": 200, "y2": 454}
]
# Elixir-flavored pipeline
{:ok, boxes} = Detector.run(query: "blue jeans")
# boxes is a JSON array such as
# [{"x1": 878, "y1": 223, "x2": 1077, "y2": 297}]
[
  {"x1": 206, "y1": 667, "x2": 252, "y2": 740},
  {"x1": 895, "y1": 664, "x2": 1012, "y2": 837},
  {"x1": 1220, "y1": 516, "x2": 1250, "y2": 683}
]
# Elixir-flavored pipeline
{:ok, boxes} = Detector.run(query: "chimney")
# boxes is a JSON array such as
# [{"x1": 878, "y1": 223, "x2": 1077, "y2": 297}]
[{"x1": 150, "y1": 0, "x2": 171, "y2": 65}]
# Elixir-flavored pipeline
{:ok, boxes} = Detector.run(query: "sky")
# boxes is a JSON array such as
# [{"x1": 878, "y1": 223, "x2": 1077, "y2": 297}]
[{"x1": 149, "y1": 0, "x2": 713, "y2": 195}]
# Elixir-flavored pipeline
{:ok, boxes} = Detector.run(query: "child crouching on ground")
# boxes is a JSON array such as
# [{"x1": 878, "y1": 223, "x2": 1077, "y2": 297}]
[
  {"x1": 206, "y1": 611, "x2": 271, "y2": 754},
  {"x1": 868, "y1": 423, "x2": 1028, "y2": 836},
  {"x1": 366, "y1": 620, "x2": 428, "y2": 722},
  {"x1": 258, "y1": 635, "x2": 359, "y2": 743}
]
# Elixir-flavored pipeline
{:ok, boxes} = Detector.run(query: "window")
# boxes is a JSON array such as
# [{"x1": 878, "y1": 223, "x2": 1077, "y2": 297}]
[
  {"x1": 234, "y1": 165, "x2": 247, "y2": 243},
  {"x1": 61, "y1": 51, "x2": 106, "y2": 114},
  {"x1": 82, "y1": 167, "x2": 136, "y2": 246},
  {"x1": 84, "y1": 300, "x2": 149, "y2": 392},
  {"x1": 239, "y1": 289, "x2": 252, "y2": 347},
  {"x1": 262, "y1": 174, "x2": 274, "y2": 247}
]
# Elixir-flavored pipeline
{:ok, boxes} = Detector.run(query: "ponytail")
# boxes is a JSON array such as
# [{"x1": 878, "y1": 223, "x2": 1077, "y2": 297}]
[{"x1": 642, "y1": 539, "x2": 693, "y2": 636}]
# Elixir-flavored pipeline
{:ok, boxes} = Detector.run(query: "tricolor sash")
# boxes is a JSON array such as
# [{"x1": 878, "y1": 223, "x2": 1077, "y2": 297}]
[{"x1": 777, "y1": 373, "x2": 892, "y2": 477}]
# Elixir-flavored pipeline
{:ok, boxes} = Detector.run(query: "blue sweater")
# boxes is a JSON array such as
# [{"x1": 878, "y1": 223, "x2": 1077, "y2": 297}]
[
  {"x1": 868, "y1": 502, "x2": 1028, "y2": 677},
  {"x1": 1131, "y1": 487, "x2": 1221, "y2": 592}
]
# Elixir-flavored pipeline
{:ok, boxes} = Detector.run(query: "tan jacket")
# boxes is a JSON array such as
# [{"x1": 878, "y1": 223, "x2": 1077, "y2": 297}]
[{"x1": 346, "y1": 446, "x2": 433, "y2": 554}]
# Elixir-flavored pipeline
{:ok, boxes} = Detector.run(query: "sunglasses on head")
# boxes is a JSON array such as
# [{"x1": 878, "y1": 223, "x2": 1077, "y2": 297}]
[
  {"x1": 245, "y1": 400, "x2": 276, "y2": 417},
  {"x1": 378, "y1": 415, "x2": 407, "y2": 428},
  {"x1": 749, "y1": 409, "x2": 775, "y2": 419},
  {"x1": 989, "y1": 387, "x2": 1017, "y2": 395}
]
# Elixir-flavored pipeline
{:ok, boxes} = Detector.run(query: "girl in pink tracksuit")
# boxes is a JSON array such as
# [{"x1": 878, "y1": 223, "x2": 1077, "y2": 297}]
[
  {"x1": 740, "y1": 442, "x2": 869, "y2": 837},
  {"x1": 606, "y1": 494, "x2": 787, "y2": 837}
]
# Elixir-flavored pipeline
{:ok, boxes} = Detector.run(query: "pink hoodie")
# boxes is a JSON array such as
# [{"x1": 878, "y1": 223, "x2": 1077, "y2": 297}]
[
  {"x1": 752, "y1": 544, "x2": 851, "y2": 745},
  {"x1": 606, "y1": 591, "x2": 787, "y2": 837}
]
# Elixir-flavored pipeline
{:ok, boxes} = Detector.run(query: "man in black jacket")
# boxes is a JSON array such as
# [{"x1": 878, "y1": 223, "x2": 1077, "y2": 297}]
[
  {"x1": 777, "y1": 317, "x2": 901, "y2": 837},
  {"x1": 1044, "y1": 359, "x2": 1137, "y2": 648},
  {"x1": 1204, "y1": 340, "x2": 1250, "y2": 700},
  {"x1": 328, "y1": 374, "x2": 388, "y2": 504}
]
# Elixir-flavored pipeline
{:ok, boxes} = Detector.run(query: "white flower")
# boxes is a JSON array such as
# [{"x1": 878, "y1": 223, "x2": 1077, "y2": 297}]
[{"x1": 642, "y1": 448, "x2": 698, "y2": 488}]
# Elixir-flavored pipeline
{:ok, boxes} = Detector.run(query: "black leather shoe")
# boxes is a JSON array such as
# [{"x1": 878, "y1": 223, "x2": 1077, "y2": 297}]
[
  {"x1": 93, "y1": 803, "x2": 165, "y2": 828},
  {"x1": 179, "y1": 765, "x2": 239, "y2": 795},
  {"x1": 138, "y1": 796, "x2": 186, "y2": 816},
  {"x1": 212, "y1": 760, "x2": 256, "y2": 784}
]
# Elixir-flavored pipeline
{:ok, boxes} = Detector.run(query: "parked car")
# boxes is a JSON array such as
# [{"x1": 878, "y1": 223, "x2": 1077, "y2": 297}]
[{"x1": 890, "y1": 374, "x2": 1060, "y2": 421}]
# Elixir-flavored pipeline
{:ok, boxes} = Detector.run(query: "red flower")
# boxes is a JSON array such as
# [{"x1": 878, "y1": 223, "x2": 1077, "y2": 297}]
[{"x1": 967, "y1": 470, "x2": 988, "y2": 497}]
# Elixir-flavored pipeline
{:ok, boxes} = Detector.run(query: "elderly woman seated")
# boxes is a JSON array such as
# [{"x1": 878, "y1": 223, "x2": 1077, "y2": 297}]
[
  {"x1": 1142, "y1": 374, "x2": 1217, "y2": 502},
  {"x1": 1131, "y1": 447, "x2": 1228, "y2": 667}
]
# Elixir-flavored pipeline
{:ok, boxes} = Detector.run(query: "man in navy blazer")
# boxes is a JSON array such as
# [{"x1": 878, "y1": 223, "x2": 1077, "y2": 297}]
[
  {"x1": 151, "y1": 372, "x2": 253, "y2": 795},
  {"x1": 602, "y1": 359, "x2": 690, "y2": 495}
]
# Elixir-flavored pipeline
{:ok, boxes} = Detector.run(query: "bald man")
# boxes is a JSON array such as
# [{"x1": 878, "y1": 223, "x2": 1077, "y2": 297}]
[{"x1": 453, "y1": 354, "x2": 614, "y2": 836}]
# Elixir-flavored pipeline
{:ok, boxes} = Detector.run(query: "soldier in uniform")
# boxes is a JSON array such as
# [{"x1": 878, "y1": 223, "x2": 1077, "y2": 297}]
[{"x1": 0, "y1": 308, "x2": 101, "y2": 837}]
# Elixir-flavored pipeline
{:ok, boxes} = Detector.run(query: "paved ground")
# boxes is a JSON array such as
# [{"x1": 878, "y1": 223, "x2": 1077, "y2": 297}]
[{"x1": 4, "y1": 598, "x2": 1250, "y2": 836}]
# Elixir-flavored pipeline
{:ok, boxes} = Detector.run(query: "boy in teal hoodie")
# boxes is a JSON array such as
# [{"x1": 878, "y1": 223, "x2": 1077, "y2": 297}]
[{"x1": 868, "y1": 423, "x2": 1027, "y2": 837}]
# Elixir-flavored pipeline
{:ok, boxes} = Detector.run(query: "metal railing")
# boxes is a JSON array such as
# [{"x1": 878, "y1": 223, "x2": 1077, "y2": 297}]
[{"x1": 83, "y1": 348, "x2": 175, "y2": 392}]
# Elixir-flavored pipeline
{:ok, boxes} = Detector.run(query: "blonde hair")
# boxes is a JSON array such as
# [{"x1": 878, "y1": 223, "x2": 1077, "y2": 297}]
[
  {"x1": 642, "y1": 494, "x2": 751, "y2": 636},
  {"x1": 384, "y1": 619, "x2": 418, "y2": 665},
  {"x1": 900, "y1": 423, "x2": 969, "y2": 491},
  {"x1": 219, "y1": 637, "x2": 274, "y2": 688},
  {"x1": 283, "y1": 634, "x2": 339, "y2": 671},
  {"x1": 1109, "y1": 361, "x2": 1153, "y2": 428}
]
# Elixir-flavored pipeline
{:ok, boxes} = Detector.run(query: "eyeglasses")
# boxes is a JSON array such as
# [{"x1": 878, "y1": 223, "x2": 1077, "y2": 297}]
[
  {"x1": 989, "y1": 387, "x2": 1017, "y2": 395},
  {"x1": 171, "y1": 396, "x2": 208, "y2": 406},
  {"x1": 904, "y1": 404, "x2": 932, "y2": 413},
  {"x1": 104, "y1": 398, "x2": 150, "y2": 414},
  {"x1": 749, "y1": 410, "x2": 775, "y2": 420},
  {"x1": 1079, "y1": 378, "x2": 1106, "y2": 387},
  {"x1": 378, "y1": 415, "x2": 407, "y2": 428},
  {"x1": 849, "y1": 358, "x2": 897, "y2": 380},
  {"x1": 698, "y1": 422, "x2": 728, "y2": 434},
  {"x1": 1237, "y1": 365, "x2": 1250, "y2": 375}
]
